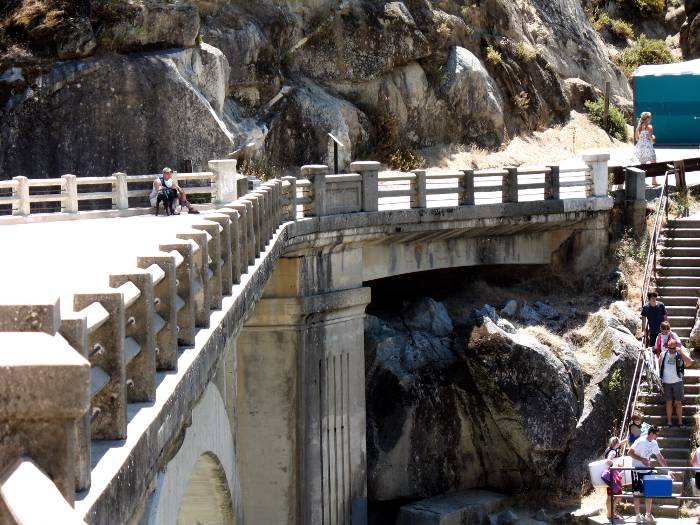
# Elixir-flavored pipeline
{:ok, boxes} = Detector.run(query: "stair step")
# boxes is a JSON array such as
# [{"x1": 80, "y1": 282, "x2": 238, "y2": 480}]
[
  {"x1": 667, "y1": 219, "x2": 700, "y2": 228},
  {"x1": 658, "y1": 257, "x2": 700, "y2": 267},
  {"x1": 656, "y1": 286, "x2": 700, "y2": 296},
  {"x1": 640, "y1": 393, "x2": 698, "y2": 405},
  {"x1": 662, "y1": 247, "x2": 700, "y2": 258},
  {"x1": 665, "y1": 305, "x2": 698, "y2": 316},
  {"x1": 636, "y1": 404, "x2": 700, "y2": 416},
  {"x1": 658, "y1": 296, "x2": 698, "y2": 307},
  {"x1": 660, "y1": 237, "x2": 700, "y2": 247},
  {"x1": 666, "y1": 315, "x2": 695, "y2": 328},
  {"x1": 658, "y1": 266, "x2": 700, "y2": 277},
  {"x1": 661, "y1": 226, "x2": 700, "y2": 237}
]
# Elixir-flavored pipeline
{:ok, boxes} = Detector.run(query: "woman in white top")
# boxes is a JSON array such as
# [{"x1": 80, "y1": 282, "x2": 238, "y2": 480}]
[{"x1": 634, "y1": 111, "x2": 657, "y2": 184}]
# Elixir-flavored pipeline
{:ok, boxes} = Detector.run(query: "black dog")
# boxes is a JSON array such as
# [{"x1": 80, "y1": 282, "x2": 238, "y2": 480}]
[{"x1": 155, "y1": 188, "x2": 177, "y2": 216}]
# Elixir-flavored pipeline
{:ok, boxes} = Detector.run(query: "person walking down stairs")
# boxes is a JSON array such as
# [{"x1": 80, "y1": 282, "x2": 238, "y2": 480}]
[
  {"x1": 628, "y1": 427, "x2": 671, "y2": 523},
  {"x1": 658, "y1": 335, "x2": 694, "y2": 427}
]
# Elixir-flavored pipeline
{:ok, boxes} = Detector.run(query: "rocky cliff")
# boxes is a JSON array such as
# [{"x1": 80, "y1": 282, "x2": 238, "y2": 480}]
[
  {"x1": 365, "y1": 297, "x2": 641, "y2": 506},
  {"x1": 0, "y1": 0, "x2": 694, "y2": 178}
]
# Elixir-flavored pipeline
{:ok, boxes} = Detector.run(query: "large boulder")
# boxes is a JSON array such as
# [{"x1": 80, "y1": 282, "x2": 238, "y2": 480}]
[
  {"x1": 441, "y1": 46, "x2": 505, "y2": 146},
  {"x1": 0, "y1": 45, "x2": 236, "y2": 178},
  {"x1": 366, "y1": 300, "x2": 640, "y2": 503},
  {"x1": 264, "y1": 79, "x2": 369, "y2": 170},
  {"x1": 681, "y1": 0, "x2": 700, "y2": 58}
]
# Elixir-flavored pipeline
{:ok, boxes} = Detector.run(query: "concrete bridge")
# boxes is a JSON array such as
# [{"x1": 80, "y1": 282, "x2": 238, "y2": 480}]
[{"x1": 0, "y1": 153, "x2": 621, "y2": 525}]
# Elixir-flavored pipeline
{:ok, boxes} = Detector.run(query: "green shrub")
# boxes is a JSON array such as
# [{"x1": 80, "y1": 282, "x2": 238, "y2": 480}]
[
  {"x1": 387, "y1": 147, "x2": 425, "y2": 172},
  {"x1": 616, "y1": 34, "x2": 676, "y2": 75},
  {"x1": 610, "y1": 19, "x2": 634, "y2": 39},
  {"x1": 634, "y1": 0, "x2": 665, "y2": 16},
  {"x1": 584, "y1": 97, "x2": 629, "y2": 141},
  {"x1": 608, "y1": 368, "x2": 623, "y2": 392},
  {"x1": 239, "y1": 156, "x2": 281, "y2": 182},
  {"x1": 591, "y1": 11, "x2": 610, "y2": 31},
  {"x1": 485, "y1": 45, "x2": 502, "y2": 66}
]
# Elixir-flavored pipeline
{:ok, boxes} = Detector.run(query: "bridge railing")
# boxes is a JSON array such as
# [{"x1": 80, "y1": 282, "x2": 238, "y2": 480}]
[
  {"x1": 282, "y1": 152, "x2": 606, "y2": 218},
  {"x1": 0, "y1": 160, "x2": 237, "y2": 220},
  {"x1": 0, "y1": 178, "x2": 284, "y2": 522}
]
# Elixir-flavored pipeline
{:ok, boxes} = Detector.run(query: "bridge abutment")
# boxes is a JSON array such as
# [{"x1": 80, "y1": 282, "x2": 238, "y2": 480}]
[{"x1": 237, "y1": 252, "x2": 370, "y2": 525}]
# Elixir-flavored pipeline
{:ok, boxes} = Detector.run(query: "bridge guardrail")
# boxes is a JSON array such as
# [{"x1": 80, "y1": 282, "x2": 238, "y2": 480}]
[{"x1": 0, "y1": 159, "x2": 237, "y2": 220}]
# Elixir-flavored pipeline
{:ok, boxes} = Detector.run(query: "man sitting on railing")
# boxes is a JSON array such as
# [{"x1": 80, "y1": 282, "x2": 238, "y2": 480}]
[{"x1": 149, "y1": 168, "x2": 200, "y2": 215}]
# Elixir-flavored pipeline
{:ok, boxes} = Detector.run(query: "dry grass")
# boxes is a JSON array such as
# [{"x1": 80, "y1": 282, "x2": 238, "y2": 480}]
[
  {"x1": 422, "y1": 110, "x2": 627, "y2": 170},
  {"x1": 522, "y1": 326, "x2": 566, "y2": 353}
]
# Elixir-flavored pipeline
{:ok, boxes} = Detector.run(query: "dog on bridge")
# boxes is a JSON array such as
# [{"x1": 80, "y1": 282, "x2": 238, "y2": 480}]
[{"x1": 155, "y1": 188, "x2": 178, "y2": 216}]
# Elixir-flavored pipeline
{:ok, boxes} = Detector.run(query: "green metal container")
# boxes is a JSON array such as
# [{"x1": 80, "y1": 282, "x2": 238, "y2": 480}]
[{"x1": 633, "y1": 59, "x2": 700, "y2": 146}]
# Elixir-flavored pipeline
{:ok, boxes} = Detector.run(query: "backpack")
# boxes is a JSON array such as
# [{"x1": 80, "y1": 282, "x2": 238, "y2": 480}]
[{"x1": 659, "y1": 349, "x2": 685, "y2": 379}]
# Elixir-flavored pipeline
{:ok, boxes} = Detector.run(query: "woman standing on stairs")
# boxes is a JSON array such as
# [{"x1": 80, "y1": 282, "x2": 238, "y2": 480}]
[{"x1": 635, "y1": 111, "x2": 657, "y2": 184}]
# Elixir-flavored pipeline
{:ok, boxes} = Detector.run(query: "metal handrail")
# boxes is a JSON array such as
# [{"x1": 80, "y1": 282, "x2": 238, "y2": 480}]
[{"x1": 618, "y1": 170, "x2": 672, "y2": 444}]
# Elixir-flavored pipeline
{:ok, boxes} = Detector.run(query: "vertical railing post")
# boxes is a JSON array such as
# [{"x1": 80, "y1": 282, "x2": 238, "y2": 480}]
[
  {"x1": 113, "y1": 172, "x2": 128, "y2": 210},
  {"x1": 301, "y1": 165, "x2": 328, "y2": 217},
  {"x1": 410, "y1": 169, "x2": 427, "y2": 208},
  {"x1": 350, "y1": 161, "x2": 380, "y2": 212},
  {"x1": 62, "y1": 174, "x2": 79, "y2": 213},
  {"x1": 209, "y1": 159, "x2": 238, "y2": 204},
  {"x1": 282, "y1": 176, "x2": 297, "y2": 221},
  {"x1": 582, "y1": 152, "x2": 610, "y2": 198},
  {"x1": 502, "y1": 167, "x2": 519, "y2": 203},
  {"x1": 12, "y1": 176, "x2": 29, "y2": 216},
  {"x1": 459, "y1": 169, "x2": 475, "y2": 206},
  {"x1": 545, "y1": 166, "x2": 560, "y2": 200}
]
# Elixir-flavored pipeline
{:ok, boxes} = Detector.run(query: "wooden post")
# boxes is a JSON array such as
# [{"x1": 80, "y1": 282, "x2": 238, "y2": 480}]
[
  {"x1": 503, "y1": 167, "x2": 519, "y2": 203},
  {"x1": 603, "y1": 81, "x2": 611, "y2": 133},
  {"x1": 410, "y1": 169, "x2": 427, "y2": 208},
  {"x1": 459, "y1": 169, "x2": 475, "y2": 206},
  {"x1": 674, "y1": 160, "x2": 687, "y2": 192},
  {"x1": 545, "y1": 165, "x2": 560, "y2": 200},
  {"x1": 12, "y1": 176, "x2": 29, "y2": 216}
]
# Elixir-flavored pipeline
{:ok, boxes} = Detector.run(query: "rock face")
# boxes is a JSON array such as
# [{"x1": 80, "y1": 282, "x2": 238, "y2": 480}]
[
  {"x1": 0, "y1": 45, "x2": 235, "y2": 178},
  {"x1": 1, "y1": 0, "x2": 637, "y2": 177},
  {"x1": 365, "y1": 297, "x2": 639, "y2": 503},
  {"x1": 682, "y1": 0, "x2": 700, "y2": 58}
]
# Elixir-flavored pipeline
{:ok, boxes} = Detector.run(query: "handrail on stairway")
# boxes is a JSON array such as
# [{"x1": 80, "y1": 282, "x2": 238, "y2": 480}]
[{"x1": 618, "y1": 169, "x2": 673, "y2": 445}]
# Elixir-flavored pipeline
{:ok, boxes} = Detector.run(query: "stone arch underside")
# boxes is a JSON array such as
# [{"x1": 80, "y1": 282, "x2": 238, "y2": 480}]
[{"x1": 147, "y1": 382, "x2": 240, "y2": 525}]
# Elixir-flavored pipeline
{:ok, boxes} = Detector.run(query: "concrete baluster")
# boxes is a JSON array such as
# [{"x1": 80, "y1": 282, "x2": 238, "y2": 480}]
[
  {"x1": 73, "y1": 291, "x2": 127, "y2": 440},
  {"x1": 410, "y1": 169, "x2": 427, "y2": 209},
  {"x1": 58, "y1": 313, "x2": 91, "y2": 492},
  {"x1": 109, "y1": 271, "x2": 157, "y2": 402},
  {"x1": 159, "y1": 240, "x2": 197, "y2": 346},
  {"x1": 251, "y1": 189, "x2": 269, "y2": 247},
  {"x1": 624, "y1": 167, "x2": 647, "y2": 236},
  {"x1": 176, "y1": 231, "x2": 212, "y2": 327},
  {"x1": 502, "y1": 167, "x2": 519, "y2": 203},
  {"x1": 239, "y1": 200, "x2": 256, "y2": 264},
  {"x1": 459, "y1": 169, "x2": 475, "y2": 206},
  {"x1": 259, "y1": 183, "x2": 274, "y2": 238},
  {"x1": 215, "y1": 208, "x2": 241, "y2": 285},
  {"x1": 135, "y1": 254, "x2": 178, "y2": 370},
  {"x1": 201, "y1": 214, "x2": 233, "y2": 294},
  {"x1": 113, "y1": 172, "x2": 129, "y2": 210},
  {"x1": 226, "y1": 203, "x2": 251, "y2": 270},
  {"x1": 282, "y1": 176, "x2": 297, "y2": 221},
  {"x1": 351, "y1": 161, "x2": 381, "y2": 212},
  {"x1": 209, "y1": 159, "x2": 238, "y2": 204},
  {"x1": 582, "y1": 152, "x2": 610, "y2": 198},
  {"x1": 0, "y1": 332, "x2": 90, "y2": 511},
  {"x1": 545, "y1": 165, "x2": 560, "y2": 200},
  {"x1": 270, "y1": 180, "x2": 282, "y2": 226},
  {"x1": 241, "y1": 195, "x2": 262, "y2": 256},
  {"x1": 12, "y1": 176, "x2": 29, "y2": 216},
  {"x1": 62, "y1": 175, "x2": 79, "y2": 214},
  {"x1": 192, "y1": 221, "x2": 224, "y2": 309},
  {"x1": 301, "y1": 165, "x2": 329, "y2": 217}
]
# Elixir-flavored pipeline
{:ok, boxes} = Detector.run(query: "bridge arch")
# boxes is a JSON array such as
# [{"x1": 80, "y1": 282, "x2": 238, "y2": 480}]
[{"x1": 146, "y1": 383, "x2": 240, "y2": 525}]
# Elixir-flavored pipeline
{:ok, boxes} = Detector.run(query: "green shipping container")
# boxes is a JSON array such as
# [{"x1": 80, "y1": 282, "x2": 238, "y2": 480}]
[{"x1": 633, "y1": 59, "x2": 700, "y2": 146}]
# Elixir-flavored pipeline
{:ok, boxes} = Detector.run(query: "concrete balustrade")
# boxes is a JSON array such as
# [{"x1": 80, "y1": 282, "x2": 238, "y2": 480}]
[
  {"x1": 192, "y1": 222, "x2": 224, "y2": 309},
  {"x1": 176, "y1": 230, "x2": 212, "y2": 327},
  {"x1": 109, "y1": 271, "x2": 157, "y2": 402},
  {"x1": 0, "y1": 332, "x2": 90, "y2": 512},
  {"x1": 282, "y1": 176, "x2": 298, "y2": 220},
  {"x1": 301, "y1": 165, "x2": 329, "y2": 217},
  {"x1": 62, "y1": 175, "x2": 79, "y2": 213},
  {"x1": 209, "y1": 159, "x2": 238, "y2": 204},
  {"x1": 136, "y1": 255, "x2": 179, "y2": 371},
  {"x1": 583, "y1": 152, "x2": 610, "y2": 198},
  {"x1": 226, "y1": 202, "x2": 252, "y2": 268},
  {"x1": 159, "y1": 240, "x2": 197, "y2": 346},
  {"x1": 203, "y1": 214, "x2": 234, "y2": 293},
  {"x1": 217, "y1": 208, "x2": 242, "y2": 284},
  {"x1": 73, "y1": 291, "x2": 126, "y2": 440},
  {"x1": 58, "y1": 312, "x2": 92, "y2": 492}
]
